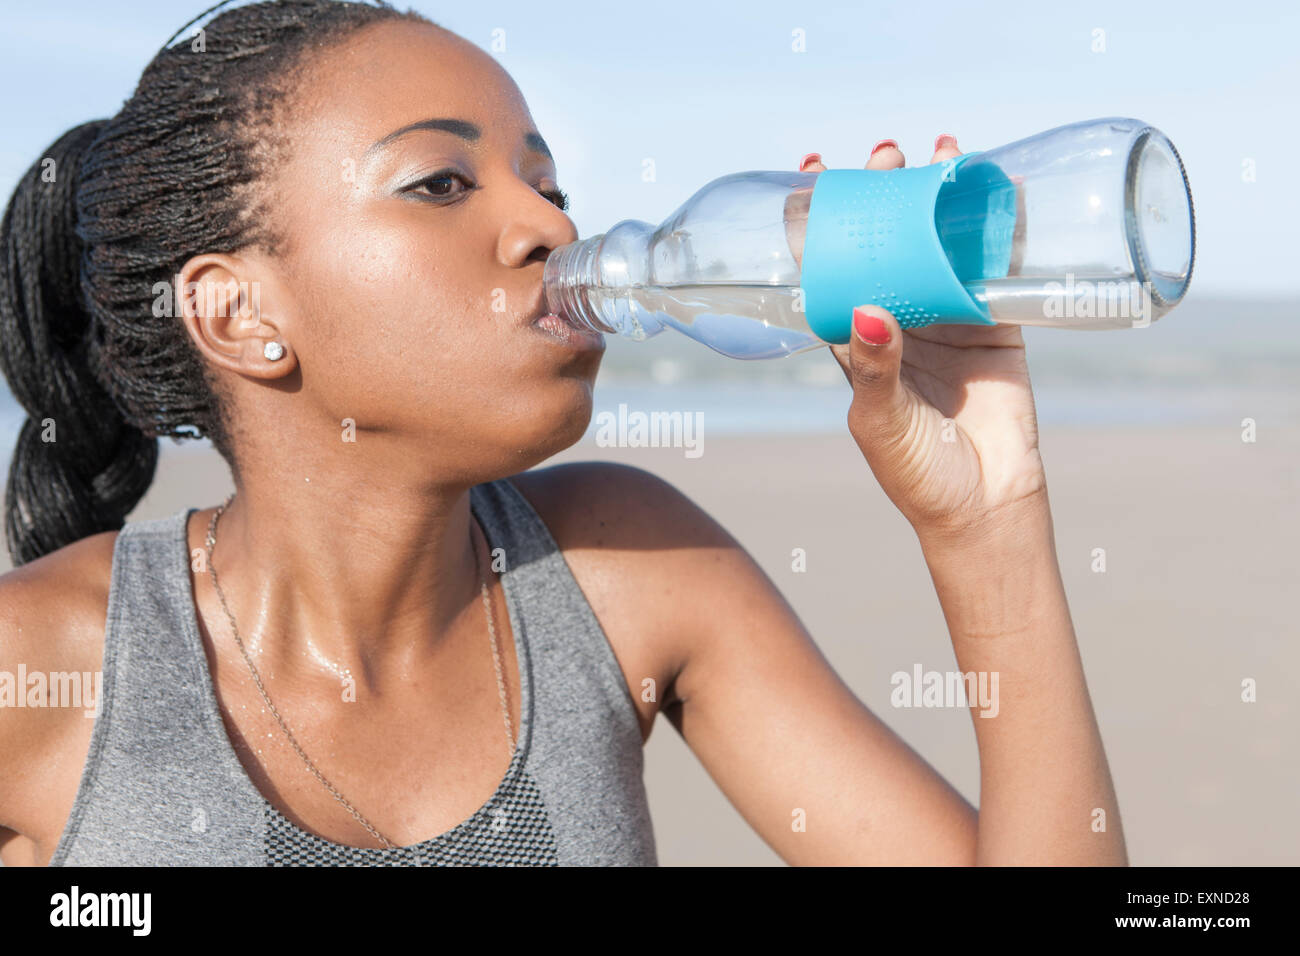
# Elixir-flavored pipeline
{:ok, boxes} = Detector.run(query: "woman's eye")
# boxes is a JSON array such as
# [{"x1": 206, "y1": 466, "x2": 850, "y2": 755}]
[
  {"x1": 409, "y1": 171, "x2": 473, "y2": 200},
  {"x1": 405, "y1": 171, "x2": 568, "y2": 211}
]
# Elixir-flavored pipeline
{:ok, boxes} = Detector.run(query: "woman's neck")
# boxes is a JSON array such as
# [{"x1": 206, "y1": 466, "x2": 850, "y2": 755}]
[{"x1": 197, "y1": 464, "x2": 489, "y2": 693}]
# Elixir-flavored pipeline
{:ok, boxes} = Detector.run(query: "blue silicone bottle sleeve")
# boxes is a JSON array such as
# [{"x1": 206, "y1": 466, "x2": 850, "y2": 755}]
[{"x1": 798, "y1": 151, "x2": 1017, "y2": 342}]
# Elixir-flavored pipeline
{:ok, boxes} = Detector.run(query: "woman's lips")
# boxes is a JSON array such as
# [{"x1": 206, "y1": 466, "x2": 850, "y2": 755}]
[{"x1": 530, "y1": 312, "x2": 605, "y2": 352}]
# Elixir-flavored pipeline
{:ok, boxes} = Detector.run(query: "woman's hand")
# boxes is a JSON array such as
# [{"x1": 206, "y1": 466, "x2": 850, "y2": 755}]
[{"x1": 800, "y1": 137, "x2": 1047, "y2": 540}]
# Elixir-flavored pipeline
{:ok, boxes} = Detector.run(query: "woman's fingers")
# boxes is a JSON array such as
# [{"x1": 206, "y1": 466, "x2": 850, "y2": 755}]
[
  {"x1": 801, "y1": 133, "x2": 961, "y2": 174},
  {"x1": 866, "y1": 139, "x2": 903, "y2": 170},
  {"x1": 794, "y1": 133, "x2": 961, "y2": 265},
  {"x1": 931, "y1": 133, "x2": 961, "y2": 165},
  {"x1": 828, "y1": 305, "x2": 912, "y2": 450},
  {"x1": 799, "y1": 152, "x2": 826, "y2": 173}
]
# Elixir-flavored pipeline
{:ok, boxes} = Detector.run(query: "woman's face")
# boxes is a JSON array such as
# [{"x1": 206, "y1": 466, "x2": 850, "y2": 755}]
[{"x1": 246, "y1": 19, "x2": 603, "y2": 479}]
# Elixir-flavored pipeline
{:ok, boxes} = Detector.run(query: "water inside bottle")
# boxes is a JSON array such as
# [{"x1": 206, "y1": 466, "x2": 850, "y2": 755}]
[
  {"x1": 589, "y1": 283, "x2": 822, "y2": 360},
  {"x1": 968, "y1": 275, "x2": 1166, "y2": 328}
]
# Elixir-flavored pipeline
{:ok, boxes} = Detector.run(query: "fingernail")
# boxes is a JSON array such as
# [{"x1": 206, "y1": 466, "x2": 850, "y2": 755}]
[
  {"x1": 799, "y1": 152, "x2": 822, "y2": 171},
  {"x1": 870, "y1": 139, "x2": 898, "y2": 156},
  {"x1": 935, "y1": 133, "x2": 958, "y2": 151},
  {"x1": 853, "y1": 307, "x2": 890, "y2": 345}
]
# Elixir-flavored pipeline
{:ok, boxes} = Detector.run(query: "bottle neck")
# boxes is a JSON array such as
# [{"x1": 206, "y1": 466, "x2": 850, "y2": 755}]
[{"x1": 543, "y1": 235, "x2": 613, "y2": 333}]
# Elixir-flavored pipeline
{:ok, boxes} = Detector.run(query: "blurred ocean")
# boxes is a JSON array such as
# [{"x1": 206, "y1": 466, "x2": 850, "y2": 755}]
[
  {"x1": 584, "y1": 293, "x2": 1300, "y2": 432},
  {"x1": 0, "y1": 294, "x2": 1296, "y2": 469}
]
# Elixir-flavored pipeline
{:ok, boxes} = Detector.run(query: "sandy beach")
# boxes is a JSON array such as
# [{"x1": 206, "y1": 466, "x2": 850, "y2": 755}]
[{"x1": 10, "y1": 420, "x2": 1293, "y2": 866}]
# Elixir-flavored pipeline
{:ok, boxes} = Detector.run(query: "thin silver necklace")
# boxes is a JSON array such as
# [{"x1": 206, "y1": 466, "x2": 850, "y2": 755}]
[{"x1": 203, "y1": 492, "x2": 515, "y2": 850}]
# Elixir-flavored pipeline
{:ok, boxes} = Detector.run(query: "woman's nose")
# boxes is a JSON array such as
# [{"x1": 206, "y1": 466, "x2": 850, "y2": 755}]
[{"x1": 497, "y1": 191, "x2": 578, "y2": 268}]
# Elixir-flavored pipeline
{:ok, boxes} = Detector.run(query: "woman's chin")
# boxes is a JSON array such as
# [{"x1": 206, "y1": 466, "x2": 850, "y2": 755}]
[
  {"x1": 514, "y1": 378, "x2": 595, "y2": 461},
  {"x1": 548, "y1": 381, "x2": 595, "y2": 440}
]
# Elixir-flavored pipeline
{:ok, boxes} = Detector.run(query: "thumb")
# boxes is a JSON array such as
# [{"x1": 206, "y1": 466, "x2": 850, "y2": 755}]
[{"x1": 830, "y1": 305, "x2": 911, "y2": 445}]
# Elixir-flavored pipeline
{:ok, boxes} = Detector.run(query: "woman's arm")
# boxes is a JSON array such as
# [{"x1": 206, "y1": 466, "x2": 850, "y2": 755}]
[
  {"x1": 808, "y1": 133, "x2": 1124, "y2": 863},
  {"x1": 542, "y1": 461, "x2": 1122, "y2": 865},
  {"x1": 529, "y1": 458, "x2": 1122, "y2": 865},
  {"x1": 914, "y1": 498, "x2": 1127, "y2": 865},
  {"x1": 0, "y1": 533, "x2": 115, "y2": 865}
]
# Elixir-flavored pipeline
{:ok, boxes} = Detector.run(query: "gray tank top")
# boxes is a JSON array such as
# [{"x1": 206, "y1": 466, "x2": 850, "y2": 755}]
[{"x1": 48, "y1": 478, "x2": 658, "y2": 866}]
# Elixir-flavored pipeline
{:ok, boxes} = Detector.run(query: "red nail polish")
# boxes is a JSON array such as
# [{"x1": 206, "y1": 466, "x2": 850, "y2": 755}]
[
  {"x1": 853, "y1": 308, "x2": 890, "y2": 344},
  {"x1": 935, "y1": 133, "x2": 958, "y2": 151},
  {"x1": 799, "y1": 152, "x2": 822, "y2": 171},
  {"x1": 870, "y1": 139, "x2": 898, "y2": 156}
]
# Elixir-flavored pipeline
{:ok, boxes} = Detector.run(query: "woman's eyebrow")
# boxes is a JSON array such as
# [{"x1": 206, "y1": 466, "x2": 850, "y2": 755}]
[
  {"x1": 366, "y1": 117, "x2": 553, "y2": 160},
  {"x1": 524, "y1": 132, "x2": 553, "y2": 160}
]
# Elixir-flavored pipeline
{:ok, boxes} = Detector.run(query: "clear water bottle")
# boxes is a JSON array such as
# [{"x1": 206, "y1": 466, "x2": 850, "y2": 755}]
[{"x1": 543, "y1": 117, "x2": 1196, "y2": 360}]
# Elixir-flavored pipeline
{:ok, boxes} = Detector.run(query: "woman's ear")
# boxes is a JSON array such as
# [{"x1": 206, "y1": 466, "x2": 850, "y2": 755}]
[{"x1": 174, "y1": 251, "x2": 296, "y2": 380}]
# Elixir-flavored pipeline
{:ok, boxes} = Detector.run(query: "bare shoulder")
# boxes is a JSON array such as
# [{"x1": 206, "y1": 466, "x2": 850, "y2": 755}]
[
  {"x1": 0, "y1": 528, "x2": 117, "y2": 663},
  {"x1": 508, "y1": 461, "x2": 739, "y2": 552},
  {"x1": 0, "y1": 529, "x2": 117, "y2": 847},
  {"x1": 506, "y1": 462, "x2": 745, "y2": 724}
]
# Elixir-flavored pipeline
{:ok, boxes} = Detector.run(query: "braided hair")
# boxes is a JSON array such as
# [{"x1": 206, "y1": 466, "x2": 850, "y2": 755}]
[{"x1": 0, "y1": 0, "x2": 430, "y2": 566}]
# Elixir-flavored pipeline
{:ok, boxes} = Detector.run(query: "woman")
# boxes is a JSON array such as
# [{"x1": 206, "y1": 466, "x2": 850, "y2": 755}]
[{"x1": 0, "y1": 0, "x2": 1125, "y2": 866}]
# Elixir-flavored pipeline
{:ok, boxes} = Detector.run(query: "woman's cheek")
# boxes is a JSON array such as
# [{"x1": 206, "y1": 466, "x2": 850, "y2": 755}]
[{"x1": 336, "y1": 224, "x2": 409, "y2": 290}]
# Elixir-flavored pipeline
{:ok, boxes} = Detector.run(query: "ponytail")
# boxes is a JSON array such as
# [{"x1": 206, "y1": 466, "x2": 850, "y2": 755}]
[{"x1": 0, "y1": 122, "x2": 157, "y2": 566}]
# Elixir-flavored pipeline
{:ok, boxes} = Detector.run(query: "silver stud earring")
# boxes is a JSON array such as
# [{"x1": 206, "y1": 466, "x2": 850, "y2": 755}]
[{"x1": 263, "y1": 341, "x2": 285, "y2": 361}]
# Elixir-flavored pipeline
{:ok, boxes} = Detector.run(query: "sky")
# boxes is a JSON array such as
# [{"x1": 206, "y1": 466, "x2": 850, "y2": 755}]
[{"x1": 0, "y1": 0, "x2": 1295, "y2": 299}]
